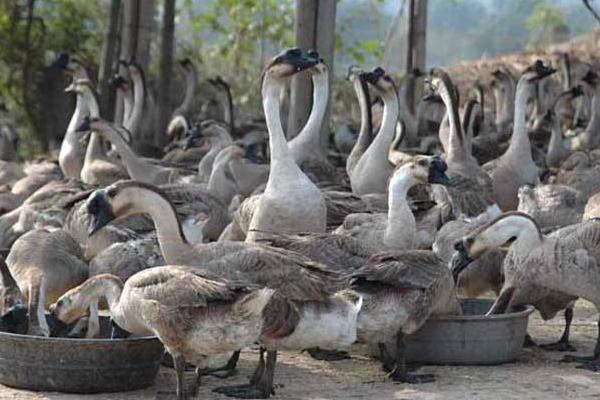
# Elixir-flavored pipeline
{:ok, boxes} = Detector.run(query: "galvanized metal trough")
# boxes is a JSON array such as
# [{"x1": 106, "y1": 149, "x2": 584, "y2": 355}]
[
  {"x1": 371, "y1": 298, "x2": 534, "y2": 365},
  {"x1": 405, "y1": 298, "x2": 534, "y2": 364},
  {"x1": 0, "y1": 317, "x2": 163, "y2": 393}
]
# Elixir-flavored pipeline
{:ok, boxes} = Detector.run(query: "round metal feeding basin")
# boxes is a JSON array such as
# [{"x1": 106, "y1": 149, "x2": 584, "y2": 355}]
[
  {"x1": 405, "y1": 298, "x2": 534, "y2": 365},
  {"x1": 0, "y1": 318, "x2": 164, "y2": 393}
]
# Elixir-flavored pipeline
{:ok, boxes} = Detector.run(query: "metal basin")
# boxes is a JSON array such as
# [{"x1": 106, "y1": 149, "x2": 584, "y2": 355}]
[
  {"x1": 0, "y1": 317, "x2": 163, "y2": 393},
  {"x1": 405, "y1": 298, "x2": 534, "y2": 365}
]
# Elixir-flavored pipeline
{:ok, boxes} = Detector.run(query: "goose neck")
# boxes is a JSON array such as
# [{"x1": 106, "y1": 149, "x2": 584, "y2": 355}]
[
  {"x1": 486, "y1": 215, "x2": 542, "y2": 258},
  {"x1": 125, "y1": 71, "x2": 144, "y2": 134},
  {"x1": 438, "y1": 82, "x2": 465, "y2": 163},
  {"x1": 293, "y1": 70, "x2": 329, "y2": 150},
  {"x1": 370, "y1": 88, "x2": 399, "y2": 153},
  {"x1": 95, "y1": 124, "x2": 152, "y2": 181},
  {"x1": 130, "y1": 189, "x2": 193, "y2": 264},
  {"x1": 181, "y1": 66, "x2": 197, "y2": 116},
  {"x1": 353, "y1": 76, "x2": 373, "y2": 152},
  {"x1": 385, "y1": 169, "x2": 417, "y2": 248},
  {"x1": 262, "y1": 76, "x2": 293, "y2": 165},
  {"x1": 507, "y1": 78, "x2": 533, "y2": 155}
]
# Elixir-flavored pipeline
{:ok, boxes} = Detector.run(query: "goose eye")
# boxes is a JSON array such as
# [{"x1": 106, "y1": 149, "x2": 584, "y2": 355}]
[
  {"x1": 417, "y1": 159, "x2": 427, "y2": 167},
  {"x1": 106, "y1": 188, "x2": 117, "y2": 198},
  {"x1": 56, "y1": 300, "x2": 63, "y2": 308}
]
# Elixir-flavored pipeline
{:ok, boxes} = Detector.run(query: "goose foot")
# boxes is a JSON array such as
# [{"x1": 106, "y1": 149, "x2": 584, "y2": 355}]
[
  {"x1": 540, "y1": 341, "x2": 576, "y2": 352},
  {"x1": 213, "y1": 383, "x2": 274, "y2": 399},
  {"x1": 389, "y1": 368, "x2": 435, "y2": 384},
  {"x1": 305, "y1": 347, "x2": 351, "y2": 361},
  {"x1": 562, "y1": 355, "x2": 600, "y2": 371},
  {"x1": 198, "y1": 351, "x2": 240, "y2": 379},
  {"x1": 523, "y1": 334, "x2": 537, "y2": 348}
]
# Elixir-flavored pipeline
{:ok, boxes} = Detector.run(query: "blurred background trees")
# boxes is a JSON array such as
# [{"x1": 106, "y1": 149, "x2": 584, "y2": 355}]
[{"x1": 0, "y1": 0, "x2": 596, "y2": 157}]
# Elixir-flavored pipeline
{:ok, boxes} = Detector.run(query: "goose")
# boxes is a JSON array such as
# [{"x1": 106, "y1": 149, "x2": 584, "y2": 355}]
[
  {"x1": 287, "y1": 57, "x2": 337, "y2": 183},
  {"x1": 570, "y1": 70, "x2": 600, "y2": 151},
  {"x1": 584, "y1": 192, "x2": 600, "y2": 221},
  {"x1": 451, "y1": 212, "x2": 594, "y2": 356},
  {"x1": 194, "y1": 121, "x2": 233, "y2": 182},
  {"x1": 50, "y1": 268, "x2": 274, "y2": 400},
  {"x1": 258, "y1": 155, "x2": 448, "y2": 269},
  {"x1": 492, "y1": 67, "x2": 516, "y2": 135},
  {"x1": 167, "y1": 58, "x2": 198, "y2": 140},
  {"x1": 387, "y1": 121, "x2": 413, "y2": 166},
  {"x1": 335, "y1": 155, "x2": 449, "y2": 252},
  {"x1": 346, "y1": 67, "x2": 373, "y2": 178},
  {"x1": 67, "y1": 79, "x2": 128, "y2": 185},
  {"x1": 484, "y1": 61, "x2": 556, "y2": 211},
  {"x1": 58, "y1": 57, "x2": 90, "y2": 179},
  {"x1": 349, "y1": 250, "x2": 461, "y2": 383},
  {"x1": 517, "y1": 184, "x2": 585, "y2": 232},
  {"x1": 76, "y1": 117, "x2": 193, "y2": 185},
  {"x1": 123, "y1": 60, "x2": 145, "y2": 139},
  {"x1": 245, "y1": 49, "x2": 326, "y2": 242},
  {"x1": 350, "y1": 67, "x2": 398, "y2": 195},
  {"x1": 546, "y1": 86, "x2": 584, "y2": 169},
  {"x1": 0, "y1": 161, "x2": 62, "y2": 215},
  {"x1": 5, "y1": 229, "x2": 88, "y2": 336},
  {"x1": 0, "y1": 254, "x2": 23, "y2": 316},
  {"x1": 82, "y1": 179, "x2": 362, "y2": 396},
  {"x1": 428, "y1": 67, "x2": 500, "y2": 220},
  {"x1": 110, "y1": 73, "x2": 133, "y2": 126}
]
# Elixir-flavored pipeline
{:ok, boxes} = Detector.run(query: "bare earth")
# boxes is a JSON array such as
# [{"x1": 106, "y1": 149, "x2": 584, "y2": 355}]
[{"x1": 0, "y1": 300, "x2": 598, "y2": 400}]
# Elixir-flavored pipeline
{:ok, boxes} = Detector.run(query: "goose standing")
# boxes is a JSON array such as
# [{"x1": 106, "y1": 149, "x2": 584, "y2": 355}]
[
  {"x1": 350, "y1": 67, "x2": 398, "y2": 195},
  {"x1": 484, "y1": 61, "x2": 556, "y2": 211},
  {"x1": 246, "y1": 49, "x2": 327, "y2": 241},
  {"x1": 57, "y1": 55, "x2": 90, "y2": 179},
  {"x1": 50, "y1": 269, "x2": 273, "y2": 400},
  {"x1": 349, "y1": 251, "x2": 461, "y2": 383},
  {"x1": 451, "y1": 212, "x2": 596, "y2": 357},
  {"x1": 546, "y1": 86, "x2": 584, "y2": 169}
]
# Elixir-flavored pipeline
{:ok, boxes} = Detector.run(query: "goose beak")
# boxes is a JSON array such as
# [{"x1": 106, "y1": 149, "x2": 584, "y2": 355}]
[
  {"x1": 109, "y1": 74, "x2": 129, "y2": 88},
  {"x1": 360, "y1": 67, "x2": 386, "y2": 85},
  {"x1": 64, "y1": 83, "x2": 76, "y2": 93},
  {"x1": 86, "y1": 191, "x2": 115, "y2": 236},
  {"x1": 286, "y1": 49, "x2": 319, "y2": 72},
  {"x1": 450, "y1": 242, "x2": 473, "y2": 283},
  {"x1": 427, "y1": 156, "x2": 450, "y2": 185}
]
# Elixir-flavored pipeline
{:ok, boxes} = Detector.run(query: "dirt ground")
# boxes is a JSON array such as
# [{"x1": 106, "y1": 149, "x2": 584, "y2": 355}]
[{"x1": 0, "y1": 300, "x2": 598, "y2": 400}]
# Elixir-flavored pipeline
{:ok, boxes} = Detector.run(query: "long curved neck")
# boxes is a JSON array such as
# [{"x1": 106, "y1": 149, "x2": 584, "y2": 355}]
[
  {"x1": 81, "y1": 88, "x2": 105, "y2": 163},
  {"x1": 262, "y1": 76, "x2": 295, "y2": 168},
  {"x1": 80, "y1": 276, "x2": 123, "y2": 315},
  {"x1": 66, "y1": 92, "x2": 86, "y2": 135},
  {"x1": 127, "y1": 189, "x2": 194, "y2": 265},
  {"x1": 507, "y1": 77, "x2": 534, "y2": 157},
  {"x1": 485, "y1": 215, "x2": 542, "y2": 258},
  {"x1": 207, "y1": 155, "x2": 237, "y2": 205},
  {"x1": 125, "y1": 71, "x2": 145, "y2": 136},
  {"x1": 121, "y1": 87, "x2": 134, "y2": 124},
  {"x1": 547, "y1": 115, "x2": 566, "y2": 165},
  {"x1": 291, "y1": 70, "x2": 329, "y2": 151},
  {"x1": 347, "y1": 77, "x2": 372, "y2": 171},
  {"x1": 218, "y1": 84, "x2": 234, "y2": 133},
  {"x1": 368, "y1": 87, "x2": 399, "y2": 156},
  {"x1": 384, "y1": 169, "x2": 416, "y2": 248},
  {"x1": 95, "y1": 124, "x2": 156, "y2": 181},
  {"x1": 437, "y1": 80, "x2": 467, "y2": 164}
]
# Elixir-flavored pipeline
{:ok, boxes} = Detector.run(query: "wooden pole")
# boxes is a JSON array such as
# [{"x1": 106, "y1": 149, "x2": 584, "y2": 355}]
[
  {"x1": 405, "y1": 0, "x2": 427, "y2": 112},
  {"x1": 98, "y1": 0, "x2": 121, "y2": 119},
  {"x1": 287, "y1": 0, "x2": 336, "y2": 148},
  {"x1": 156, "y1": 0, "x2": 175, "y2": 147}
]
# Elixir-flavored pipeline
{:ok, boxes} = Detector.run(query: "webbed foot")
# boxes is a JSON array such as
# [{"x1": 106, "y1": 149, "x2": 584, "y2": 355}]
[
  {"x1": 389, "y1": 368, "x2": 435, "y2": 384},
  {"x1": 540, "y1": 341, "x2": 576, "y2": 352},
  {"x1": 305, "y1": 347, "x2": 351, "y2": 361},
  {"x1": 562, "y1": 355, "x2": 600, "y2": 371},
  {"x1": 213, "y1": 383, "x2": 274, "y2": 399}
]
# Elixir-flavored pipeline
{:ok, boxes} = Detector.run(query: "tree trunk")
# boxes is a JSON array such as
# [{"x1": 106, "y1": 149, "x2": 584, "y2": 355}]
[
  {"x1": 405, "y1": 0, "x2": 427, "y2": 112},
  {"x1": 287, "y1": 0, "x2": 336, "y2": 149},
  {"x1": 98, "y1": 0, "x2": 121, "y2": 119},
  {"x1": 156, "y1": 0, "x2": 175, "y2": 148}
]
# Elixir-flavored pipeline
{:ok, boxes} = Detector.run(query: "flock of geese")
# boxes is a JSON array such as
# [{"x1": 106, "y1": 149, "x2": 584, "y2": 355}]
[{"x1": 0, "y1": 46, "x2": 599, "y2": 399}]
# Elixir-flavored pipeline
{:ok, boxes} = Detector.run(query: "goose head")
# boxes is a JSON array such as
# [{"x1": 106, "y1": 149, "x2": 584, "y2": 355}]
[
  {"x1": 427, "y1": 67, "x2": 459, "y2": 105},
  {"x1": 85, "y1": 180, "x2": 164, "y2": 235},
  {"x1": 179, "y1": 58, "x2": 193, "y2": 71},
  {"x1": 522, "y1": 60, "x2": 556, "y2": 83},
  {"x1": 262, "y1": 48, "x2": 320, "y2": 82},
  {"x1": 109, "y1": 74, "x2": 130, "y2": 91},
  {"x1": 582, "y1": 70, "x2": 599, "y2": 88},
  {"x1": 361, "y1": 67, "x2": 396, "y2": 95},
  {"x1": 53, "y1": 52, "x2": 87, "y2": 78},
  {"x1": 390, "y1": 155, "x2": 449, "y2": 190},
  {"x1": 450, "y1": 212, "x2": 540, "y2": 281}
]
